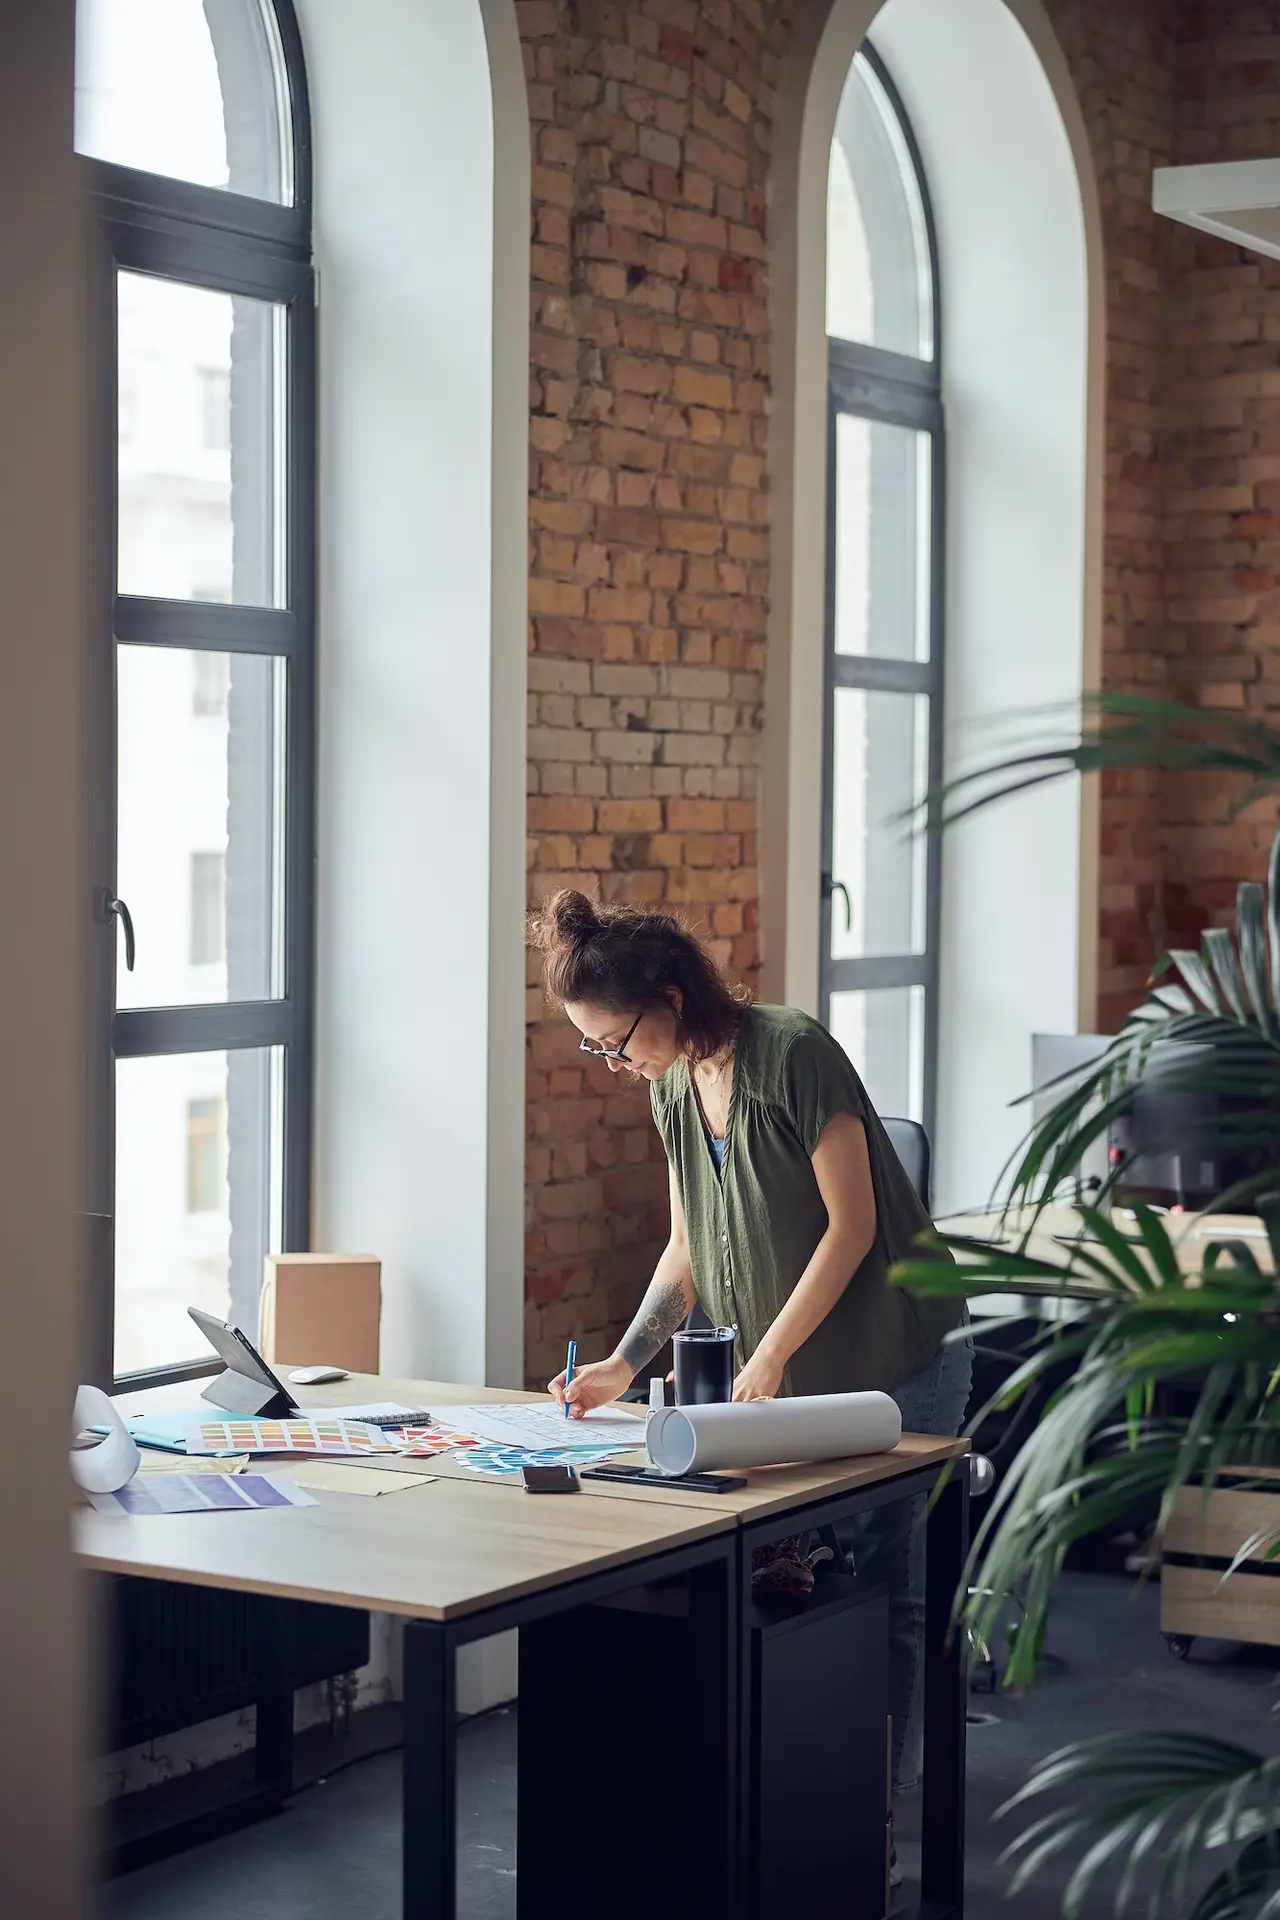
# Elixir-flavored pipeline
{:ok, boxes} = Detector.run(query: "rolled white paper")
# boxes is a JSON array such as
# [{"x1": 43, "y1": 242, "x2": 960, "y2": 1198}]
[
  {"x1": 71, "y1": 1384, "x2": 140, "y2": 1495},
  {"x1": 646, "y1": 1390, "x2": 902, "y2": 1478}
]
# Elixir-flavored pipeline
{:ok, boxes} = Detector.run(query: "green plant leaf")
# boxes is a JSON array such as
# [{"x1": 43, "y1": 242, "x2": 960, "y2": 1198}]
[
  {"x1": 1204, "y1": 927, "x2": 1250, "y2": 1023},
  {"x1": 1237, "y1": 882, "x2": 1274, "y2": 1034},
  {"x1": 1171, "y1": 947, "x2": 1224, "y2": 1015},
  {"x1": 999, "y1": 1732, "x2": 1280, "y2": 1919}
]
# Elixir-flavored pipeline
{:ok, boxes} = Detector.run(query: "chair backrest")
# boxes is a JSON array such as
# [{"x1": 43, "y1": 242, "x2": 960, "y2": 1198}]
[
  {"x1": 688, "y1": 1116, "x2": 931, "y2": 1342},
  {"x1": 880, "y1": 1115, "x2": 932, "y2": 1210}
]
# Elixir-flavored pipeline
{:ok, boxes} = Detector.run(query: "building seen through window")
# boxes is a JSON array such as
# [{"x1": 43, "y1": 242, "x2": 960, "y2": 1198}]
[
  {"x1": 77, "y1": 0, "x2": 312, "y2": 1382},
  {"x1": 822, "y1": 46, "x2": 942, "y2": 1137}
]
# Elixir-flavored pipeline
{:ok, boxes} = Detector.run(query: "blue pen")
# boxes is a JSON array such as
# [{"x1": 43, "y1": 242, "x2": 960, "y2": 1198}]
[{"x1": 562, "y1": 1339, "x2": 578, "y2": 1418}]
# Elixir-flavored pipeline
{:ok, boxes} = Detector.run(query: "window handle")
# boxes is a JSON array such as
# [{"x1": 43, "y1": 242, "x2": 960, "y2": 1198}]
[
  {"x1": 102, "y1": 890, "x2": 136, "y2": 971},
  {"x1": 822, "y1": 872, "x2": 853, "y2": 934}
]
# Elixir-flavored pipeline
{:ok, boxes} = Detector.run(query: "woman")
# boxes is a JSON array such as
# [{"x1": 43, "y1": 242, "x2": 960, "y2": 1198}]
[{"x1": 529, "y1": 888, "x2": 971, "y2": 1815}]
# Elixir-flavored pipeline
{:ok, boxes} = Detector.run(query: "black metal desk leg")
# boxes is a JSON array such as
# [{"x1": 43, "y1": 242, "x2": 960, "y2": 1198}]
[
  {"x1": 920, "y1": 1473, "x2": 968, "y2": 1915},
  {"x1": 687, "y1": 1544, "x2": 738, "y2": 1920},
  {"x1": 403, "y1": 1620, "x2": 456, "y2": 1920},
  {"x1": 254, "y1": 1596, "x2": 296, "y2": 1794}
]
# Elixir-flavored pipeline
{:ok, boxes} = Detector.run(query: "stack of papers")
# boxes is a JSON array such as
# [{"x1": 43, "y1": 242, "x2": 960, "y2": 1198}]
[
  {"x1": 109, "y1": 1399, "x2": 647, "y2": 1470},
  {"x1": 423, "y1": 1404, "x2": 647, "y2": 1454}
]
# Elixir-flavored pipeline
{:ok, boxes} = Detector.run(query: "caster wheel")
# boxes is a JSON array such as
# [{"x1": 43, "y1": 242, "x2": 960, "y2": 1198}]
[{"x1": 1164, "y1": 1633, "x2": 1195, "y2": 1661}]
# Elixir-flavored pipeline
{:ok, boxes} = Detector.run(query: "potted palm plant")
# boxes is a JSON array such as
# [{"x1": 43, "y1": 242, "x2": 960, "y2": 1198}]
[{"x1": 895, "y1": 693, "x2": 1280, "y2": 1916}]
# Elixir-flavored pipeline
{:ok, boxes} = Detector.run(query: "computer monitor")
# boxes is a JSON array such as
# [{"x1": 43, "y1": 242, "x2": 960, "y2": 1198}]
[
  {"x1": 1106, "y1": 1038, "x2": 1277, "y2": 1212},
  {"x1": 1030, "y1": 1033, "x2": 1111, "y2": 1200}
]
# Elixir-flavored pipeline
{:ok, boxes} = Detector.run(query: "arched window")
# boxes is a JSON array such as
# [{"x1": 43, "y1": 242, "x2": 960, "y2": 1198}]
[
  {"x1": 822, "y1": 43, "x2": 941, "y2": 1135},
  {"x1": 76, "y1": 0, "x2": 314, "y2": 1384}
]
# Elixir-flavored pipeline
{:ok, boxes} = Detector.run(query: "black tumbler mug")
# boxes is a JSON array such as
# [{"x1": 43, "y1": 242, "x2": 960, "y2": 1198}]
[{"x1": 673, "y1": 1325, "x2": 736, "y2": 1406}]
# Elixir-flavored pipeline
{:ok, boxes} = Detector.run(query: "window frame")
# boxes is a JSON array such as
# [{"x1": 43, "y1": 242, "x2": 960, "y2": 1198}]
[
  {"x1": 820, "y1": 42, "x2": 945, "y2": 1142},
  {"x1": 82, "y1": 0, "x2": 316, "y2": 1391}
]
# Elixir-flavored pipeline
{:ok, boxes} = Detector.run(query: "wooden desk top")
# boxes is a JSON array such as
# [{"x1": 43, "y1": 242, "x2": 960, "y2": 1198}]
[
  {"x1": 277, "y1": 1371, "x2": 964, "y2": 1521},
  {"x1": 937, "y1": 1203, "x2": 1275, "y2": 1274},
  {"x1": 420, "y1": 1426, "x2": 968, "y2": 1519},
  {"x1": 74, "y1": 1459, "x2": 734, "y2": 1623},
  {"x1": 79, "y1": 1375, "x2": 966, "y2": 1610}
]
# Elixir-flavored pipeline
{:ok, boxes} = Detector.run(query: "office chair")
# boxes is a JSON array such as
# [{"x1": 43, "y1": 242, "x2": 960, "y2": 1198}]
[{"x1": 880, "y1": 1115, "x2": 932, "y2": 1211}]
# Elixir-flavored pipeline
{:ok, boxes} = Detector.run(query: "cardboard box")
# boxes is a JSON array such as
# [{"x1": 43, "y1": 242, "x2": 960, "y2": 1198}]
[{"x1": 259, "y1": 1254, "x2": 381, "y2": 1374}]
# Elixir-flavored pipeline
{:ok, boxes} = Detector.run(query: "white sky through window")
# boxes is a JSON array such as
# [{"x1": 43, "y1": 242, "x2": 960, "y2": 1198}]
[{"x1": 75, "y1": 0, "x2": 228, "y2": 187}]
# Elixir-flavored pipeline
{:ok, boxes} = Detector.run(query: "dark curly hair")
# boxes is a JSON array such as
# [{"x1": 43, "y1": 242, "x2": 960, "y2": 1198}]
[{"x1": 527, "y1": 890, "x2": 749, "y2": 1066}]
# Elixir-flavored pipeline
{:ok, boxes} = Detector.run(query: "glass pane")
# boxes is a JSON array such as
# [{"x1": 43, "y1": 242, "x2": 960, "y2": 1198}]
[
  {"x1": 114, "y1": 1047, "x2": 284, "y2": 1374},
  {"x1": 829, "y1": 987, "x2": 925, "y2": 1124},
  {"x1": 827, "y1": 53, "x2": 933, "y2": 358},
  {"x1": 75, "y1": 0, "x2": 293, "y2": 203},
  {"x1": 118, "y1": 271, "x2": 285, "y2": 607},
  {"x1": 830, "y1": 689, "x2": 928, "y2": 961},
  {"x1": 116, "y1": 647, "x2": 284, "y2": 1008},
  {"x1": 834, "y1": 414, "x2": 930, "y2": 661}
]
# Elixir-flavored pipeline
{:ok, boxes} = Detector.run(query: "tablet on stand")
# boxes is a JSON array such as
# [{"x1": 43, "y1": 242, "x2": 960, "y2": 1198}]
[{"x1": 188, "y1": 1307, "x2": 300, "y2": 1417}]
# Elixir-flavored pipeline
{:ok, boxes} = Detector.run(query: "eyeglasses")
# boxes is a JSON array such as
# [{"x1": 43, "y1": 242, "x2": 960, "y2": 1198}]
[{"x1": 579, "y1": 1010, "x2": 644, "y2": 1063}]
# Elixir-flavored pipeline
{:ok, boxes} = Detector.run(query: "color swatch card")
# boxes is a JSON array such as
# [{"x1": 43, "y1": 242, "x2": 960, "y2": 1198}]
[
  {"x1": 184, "y1": 1417, "x2": 406, "y2": 1457},
  {"x1": 393, "y1": 1426, "x2": 482, "y2": 1457},
  {"x1": 458, "y1": 1445, "x2": 632, "y2": 1479},
  {"x1": 87, "y1": 1473, "x2": 317, "y2": 1515}
]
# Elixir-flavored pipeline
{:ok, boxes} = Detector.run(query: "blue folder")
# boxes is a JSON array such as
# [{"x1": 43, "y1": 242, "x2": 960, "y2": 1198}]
[{"x1": 92, "y1": 1409, "x2": 240, "y2": 1457}]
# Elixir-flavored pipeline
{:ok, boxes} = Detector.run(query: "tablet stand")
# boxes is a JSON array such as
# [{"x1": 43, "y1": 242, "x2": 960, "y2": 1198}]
[{"x1": 200, "y1": 1369, "x2": 294, "y2": 1417}]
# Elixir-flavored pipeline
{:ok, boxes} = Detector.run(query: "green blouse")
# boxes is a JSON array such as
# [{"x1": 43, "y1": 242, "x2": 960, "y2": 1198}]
[{"x1": 650, "y1": 1004, "x2": 961, "y2": 1398}]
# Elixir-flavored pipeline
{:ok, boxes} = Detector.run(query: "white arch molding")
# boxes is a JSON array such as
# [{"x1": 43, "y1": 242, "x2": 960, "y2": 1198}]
[
  {"x1": 764, "y1": 0, "x2": 1105, "y2": 1211},
  {"x1": 298, "y1": 0, "x2": 528, "y2": 1385}
]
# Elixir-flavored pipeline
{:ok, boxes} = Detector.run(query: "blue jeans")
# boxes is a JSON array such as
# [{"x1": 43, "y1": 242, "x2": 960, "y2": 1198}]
[{"x1": 841, "y1": 1322, "x2": 973, "y2": 1794}]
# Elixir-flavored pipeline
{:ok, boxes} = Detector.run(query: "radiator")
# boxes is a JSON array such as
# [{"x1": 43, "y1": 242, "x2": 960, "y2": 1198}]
[{"x1": 102, "y1": 1574, "x2": 370, "y2": 1751}]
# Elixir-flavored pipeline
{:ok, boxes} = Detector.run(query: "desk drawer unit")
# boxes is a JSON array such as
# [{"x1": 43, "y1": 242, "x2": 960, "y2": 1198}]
[
  {"x1": 517, "y1": 1572, "x2": 888, "y2": 1919},
  {"x1": 750, "y1": 1578, "x2": 888, "y2": 1917}
]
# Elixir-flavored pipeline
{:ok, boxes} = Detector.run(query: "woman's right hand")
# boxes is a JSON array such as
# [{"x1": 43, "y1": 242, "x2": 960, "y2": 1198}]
[{"x1": 548, "y1": 1353, "x2": 634, "y2": 1418}]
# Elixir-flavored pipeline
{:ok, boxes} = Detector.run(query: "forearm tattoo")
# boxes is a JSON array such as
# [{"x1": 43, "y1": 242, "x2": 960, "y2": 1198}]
[{"x1": 617, "y1": 1278, "x2": 689, "y2": 1375}]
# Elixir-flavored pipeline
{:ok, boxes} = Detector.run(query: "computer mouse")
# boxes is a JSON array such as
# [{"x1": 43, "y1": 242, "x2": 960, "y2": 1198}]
[{"x1": 288, "y1": 1364, "x2": 351, "y2": 1385}]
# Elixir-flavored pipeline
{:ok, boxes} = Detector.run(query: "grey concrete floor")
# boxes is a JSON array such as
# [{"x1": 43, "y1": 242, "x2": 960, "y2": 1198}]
[{"x1": 102, "y1": 1571, "x2": 1280, "y2": 1920}]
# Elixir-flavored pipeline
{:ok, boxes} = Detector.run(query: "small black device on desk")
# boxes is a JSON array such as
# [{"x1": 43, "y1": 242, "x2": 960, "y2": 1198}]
[
  {"x1": 520, "y1": 1464, "x2": 580, "y2": 1493},
  {"x1": 582, "y1": 1463, "x2": 747, "y2": 1493}
]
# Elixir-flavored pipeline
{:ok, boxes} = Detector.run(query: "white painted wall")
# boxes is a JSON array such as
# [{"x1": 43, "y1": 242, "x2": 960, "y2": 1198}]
[
  {"x1": 871, "y1": 0, "x2": 1089, "y2": 1212},
  {"x1": 299, "y1": 0, "x2": 527, "y2": 1390}
]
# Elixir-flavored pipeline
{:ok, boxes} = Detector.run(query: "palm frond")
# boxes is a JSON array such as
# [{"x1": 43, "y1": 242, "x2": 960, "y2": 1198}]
[
  {"x1": 895, "y1": 1207, "x2": 1280, "y2": 1683},
  {"x1": 999, "y1": 1731, "x2": 1280, "y2": 1920},
  {"x1": 912, "y1": 691, "x2": 1280, "y2": 1916},
  {"x1": 1237, "y1": 883, "x2": 1273, "y2": 1034},
  {"x1": 926, "y1": 693, "x2": 1280, "y2": 833}
]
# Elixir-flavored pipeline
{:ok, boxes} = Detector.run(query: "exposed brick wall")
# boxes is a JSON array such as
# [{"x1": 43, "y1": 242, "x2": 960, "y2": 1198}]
[
  {"x1": 515, "y1": 0, "x2": 1280, "y2": 1383},
  {"x1": 1158, "y1": 3, "x2": 1280, "y2": 947},
  {"x1": 1044, "y1": 0, "x2": 1280, "y2": 1028},
  {"x1": 1041, "y1": 0, "x2": 1177, "y2": 1031},
  {"x1": 518, "y1": 0, "x2": 789, "y2": 1387}
]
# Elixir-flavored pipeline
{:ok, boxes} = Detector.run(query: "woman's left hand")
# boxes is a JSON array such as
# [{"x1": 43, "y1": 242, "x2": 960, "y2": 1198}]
[{"x1": 732, "y1": 1348, "x2": 785, "y2": 1401}]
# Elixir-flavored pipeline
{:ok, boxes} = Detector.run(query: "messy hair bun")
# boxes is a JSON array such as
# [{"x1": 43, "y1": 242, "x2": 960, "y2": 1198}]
[
  {"x1": 545, "y1": 889, "x2": 599, "y2": 946},
  {"x1": 527, "y1": 889, "x2": 747, "y2": 1065}
]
